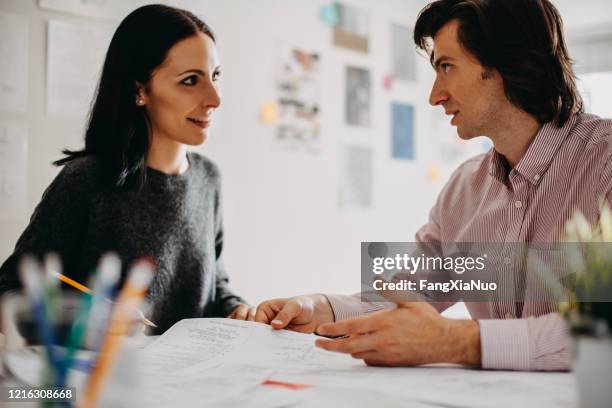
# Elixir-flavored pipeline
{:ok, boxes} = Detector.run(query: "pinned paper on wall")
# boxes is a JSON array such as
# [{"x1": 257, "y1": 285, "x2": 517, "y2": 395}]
[
  {"x1": 339, "y1": 145, "x2": 372, "y2": 208},
  {"x1": 391, "y1": 24, "x2": 416, "y2": 81},
  {"x1": 0, "y1": 12, "x2": 29, "y2": 113},
  {"x1": 319, "y1": 4, "x2": 339, "y2": 27},
  {"x1": 426, "y1": 164, "x2": 442, "y2": 182},
  {"x1": 38, "y1": 0, "x2": 148, "y2": 21},
  {"x1": 276, "y1": 47, "x2": 321, "y2": 153},
  {"x1": 332, "y1": 3, "x2": 370, "y2": 53},
  {"x1": 382, "y1": 74, "x2": 394, "y2": 91},
  {"x1": 0, "y1": 122, "x2": 28, "y2": 221},
  {"x1": 391, "y1": 103, "x2": 415, "y2": 160},
  {"x1": 260, "y1": 102, "x2": 279, "y2": 124},
  {"x1": 346, "y1": 66, "x2": 371, "y2": 127},
  {"x1": 46, "y1": 20, "x2": 113, "y2": 117}
]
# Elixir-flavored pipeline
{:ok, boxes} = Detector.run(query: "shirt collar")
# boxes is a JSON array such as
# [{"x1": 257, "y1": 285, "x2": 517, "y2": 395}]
[{"x1": 488, "y1": 114, "x2": 579, "y2": 185}]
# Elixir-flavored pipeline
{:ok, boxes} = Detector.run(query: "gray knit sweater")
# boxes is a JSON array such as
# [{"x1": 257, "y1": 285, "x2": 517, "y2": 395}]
[{"x1": 0, "y1": 152, "x2": 245, "y2": 334}]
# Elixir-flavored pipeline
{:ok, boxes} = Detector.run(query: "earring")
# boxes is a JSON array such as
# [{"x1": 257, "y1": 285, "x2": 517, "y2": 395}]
[{"x1": 136, "y1": 98, "x2": 144, "y2": 106}]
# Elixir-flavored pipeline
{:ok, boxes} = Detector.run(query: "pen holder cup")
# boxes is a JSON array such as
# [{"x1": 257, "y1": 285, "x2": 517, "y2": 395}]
[{"x1": 1, "y1": 292, "x2": 153, "y2": 351}]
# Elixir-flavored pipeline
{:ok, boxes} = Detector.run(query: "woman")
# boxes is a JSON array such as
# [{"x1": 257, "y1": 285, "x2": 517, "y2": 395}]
[{"x1": 0, "y1": 4, "x2": 253, "y2": 333}]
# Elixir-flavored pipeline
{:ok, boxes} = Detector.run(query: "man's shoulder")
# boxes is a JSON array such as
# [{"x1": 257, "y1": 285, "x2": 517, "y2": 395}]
[
  {"x1": 448, "y1": 151, "x2": 491, "y2": 182},
  {"x1": 572, "y1": 113, "x2": 612, "y2": 148},
  {"x1": 435, "y1": 152, "x2": 492, "y2": 202}
]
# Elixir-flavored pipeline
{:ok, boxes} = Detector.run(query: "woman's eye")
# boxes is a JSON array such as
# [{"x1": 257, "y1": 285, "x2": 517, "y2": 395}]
[
  {"x1": 212, "y1": 71, "x2": 221, "y2": 82},
  {"x1": 441, "y1": 63, "x2": 452, "y2": 73},
  {"x1": 181, "y1": 75, "x2": 198, "y2": 86}
]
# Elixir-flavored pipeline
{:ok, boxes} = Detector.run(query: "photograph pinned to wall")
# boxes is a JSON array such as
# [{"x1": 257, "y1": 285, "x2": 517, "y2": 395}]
[
  {"x1": 339, "y1": 145, "x2": 373, "y2": 208},
  {"x1": 0, "y1": 12, "x2": 28, "y2": 113},
  {"x1": 260, "y1": 102, "x2": 280, "y2": 124},
  {"x1": 333, "y1": 3, "x2": 370, "y2": 53},
  {"x1": 382, "y1": 74, "x2": 394, "y2": 91},
  {"x1": 319, "y1": 3, "x2": 339, "y2": 27},
  {"x1": 0, "y1": 122, "x2": 27, "y2": 221},
  {"x1": 426, "y1": 163, "x2": 442, "y2": 182},
  {"x1": 391, "y1": 103, "x2": 415, "y2": 160},
  {"x1": 46, "y1": 20, "x2": 114, "y2": 117},
  {"x1": 275, "y1": 47, "x2": 321, "y2": 153},
  {"x1": 391, "y1": 23, "x2": 416, "y2": 81},
  {"x1": 346, "y1": 66, "x2": 371, "y2": 127},
  {"x1": 38, "y1": 0, "x2": 150, "y2": 21}
]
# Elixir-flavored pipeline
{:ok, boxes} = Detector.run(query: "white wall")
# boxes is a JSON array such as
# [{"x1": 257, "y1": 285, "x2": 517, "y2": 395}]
[{"x1": 1, "y1": 0, "x2": 611, "y2": 308}]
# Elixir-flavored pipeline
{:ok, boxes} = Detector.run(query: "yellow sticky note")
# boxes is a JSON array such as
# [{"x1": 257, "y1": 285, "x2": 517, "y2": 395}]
[
  {"x1": 260, "y1": 102, "x2": 279, "y2": 124},
  {"x1": 426, "y1": 165, "x2": 442, "y2": 182}
]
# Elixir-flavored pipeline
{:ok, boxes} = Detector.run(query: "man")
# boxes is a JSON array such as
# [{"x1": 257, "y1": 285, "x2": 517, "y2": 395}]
[{"x1": 256, "y1": 0, "x2": 612, "y2": 371}]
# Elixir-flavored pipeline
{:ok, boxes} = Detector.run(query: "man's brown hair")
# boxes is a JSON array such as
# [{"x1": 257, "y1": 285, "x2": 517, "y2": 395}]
[{"x1": 414, "y1": 0, "x2": 583, "y2": 126}]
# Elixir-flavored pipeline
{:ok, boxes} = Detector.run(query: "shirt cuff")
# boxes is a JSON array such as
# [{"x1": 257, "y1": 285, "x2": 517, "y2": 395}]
[{"x1": 479, "y1": 318, "x2": 531, "y2": 370}]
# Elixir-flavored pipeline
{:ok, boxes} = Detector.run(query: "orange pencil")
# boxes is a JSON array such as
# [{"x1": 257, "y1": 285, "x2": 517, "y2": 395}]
[
  {"x1": 50, "y1": 270, "x2": 156, "y2": 328},
  {"x1": 80, "y1": 261, "x2": 153, "y2": 408}
]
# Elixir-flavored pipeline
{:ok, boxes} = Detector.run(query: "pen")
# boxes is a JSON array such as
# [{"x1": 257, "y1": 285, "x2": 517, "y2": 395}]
[
  {"x1": 80, "y1": 260, "x2": 154, "y2": 408},
  {"x1": 85, "y1": 254, "x2": 121, "y2": 351},
  {"x1": 19, "y1": 257, "x2": 62, "y2": 385}
]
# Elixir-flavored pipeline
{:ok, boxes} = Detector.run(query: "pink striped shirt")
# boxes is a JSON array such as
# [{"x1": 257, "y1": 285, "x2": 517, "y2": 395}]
[{"x1": 327, "y1": 113, "x2": 612, "y2": 371}]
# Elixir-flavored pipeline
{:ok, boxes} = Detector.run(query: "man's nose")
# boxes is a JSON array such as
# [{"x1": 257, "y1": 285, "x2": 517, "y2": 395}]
[{"x1": 429, "y1": 78, "x2": 449, "y2": 107}]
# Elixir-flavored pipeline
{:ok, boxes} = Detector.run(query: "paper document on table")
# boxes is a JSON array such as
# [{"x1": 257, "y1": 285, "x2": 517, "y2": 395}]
[
  {"x1": 139, "y1": 319, "x2": 577, "y2": 408},
  {"x1": 140, "y1": 318, "x2": 359, "y2": 377}
]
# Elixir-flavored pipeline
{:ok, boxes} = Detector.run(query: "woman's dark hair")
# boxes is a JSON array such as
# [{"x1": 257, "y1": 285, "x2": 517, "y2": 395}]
[
  {"x1": 54, "y1": 4, "x2": 215, "y2": 189},
  {"x1": 413, "y1": 0, "x2": 583, "y2": 127}
]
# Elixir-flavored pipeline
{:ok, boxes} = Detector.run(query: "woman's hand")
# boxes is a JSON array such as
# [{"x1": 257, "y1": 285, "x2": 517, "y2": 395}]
[
  {"x1": 255, "y1": 294, "x2": 334, "y2": 334},
  {"x1": 227, "y1": 303, "x2": 256, "y2": 321}
]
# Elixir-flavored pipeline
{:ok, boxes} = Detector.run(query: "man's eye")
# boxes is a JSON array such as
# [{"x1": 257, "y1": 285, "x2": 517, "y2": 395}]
[
  {"x1": 212, "y1": 71, "x2": 221, "y2": 82},
  {"x1": 441, "y1": 63, "x2": 452, "y2": 73},
  {"x1": 181, "y1": 75, "x2": 198, "y2": 86}
]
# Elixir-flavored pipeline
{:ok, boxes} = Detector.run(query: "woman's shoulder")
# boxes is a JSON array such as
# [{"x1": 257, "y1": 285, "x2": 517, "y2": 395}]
[
  {"x1": 53, "y1": 155, "x2": 105, "y2": 192},
  {"x1": 187, "y1": 152, "x2": 221, "y2": 181}
]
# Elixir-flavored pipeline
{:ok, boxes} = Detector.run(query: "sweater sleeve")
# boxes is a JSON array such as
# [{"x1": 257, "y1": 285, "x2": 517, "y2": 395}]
[
  {"x1": 201, "y1": 164, "x2": 246, "y2": 317},
  {"x1": 0, "y1": 159, "x2": 95, "y2": 296}
]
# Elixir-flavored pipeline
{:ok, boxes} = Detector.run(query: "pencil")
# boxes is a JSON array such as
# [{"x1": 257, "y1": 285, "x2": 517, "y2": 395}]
[
  {"x1": 80, "y1": 260, "x2": 154, "y2": 408},
  {"x1": 50, "y1": 270, "x2": 157, "y2": 328}
]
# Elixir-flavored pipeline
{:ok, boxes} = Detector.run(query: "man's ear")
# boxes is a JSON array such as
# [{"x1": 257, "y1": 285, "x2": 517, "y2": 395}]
[{"x1": 481, "y1": 68, "x2": 496, "y2": 80}]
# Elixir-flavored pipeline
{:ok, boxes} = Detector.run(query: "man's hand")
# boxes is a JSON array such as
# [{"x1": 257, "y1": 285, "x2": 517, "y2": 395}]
[
  {"x1": 315, "y1": 302, "x2": 481, "y2": 367},
  {"x1": 227, "y1": 304, "x2": 256, "y2": 321},
  {"x1": 255, "y1": 294, "x2": 334, "y2": 333}
]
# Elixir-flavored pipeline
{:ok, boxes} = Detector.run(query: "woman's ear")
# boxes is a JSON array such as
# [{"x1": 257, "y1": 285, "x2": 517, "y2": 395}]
[{"x1": 135, "y1": 81, "x2": 146, "y2": 106}]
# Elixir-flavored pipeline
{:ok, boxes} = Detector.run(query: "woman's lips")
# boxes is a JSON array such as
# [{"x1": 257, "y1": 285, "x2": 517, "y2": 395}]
[{"x1": 188, "y1": 117, "x2": 210, "y2": 129}]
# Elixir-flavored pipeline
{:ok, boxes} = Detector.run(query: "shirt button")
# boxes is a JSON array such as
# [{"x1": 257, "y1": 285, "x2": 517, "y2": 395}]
[
  {"x1": 515, "y1": 200, "x2": 523, "y2": 208},
  {"x1": 504, "y1": 257, "x2": 511, "y2": 265},
  {"x1": 505, "y1": 312, "x2": 514, "y2": 319},
  {"x1": 534, "y1": 174, "x2": 540, "y2": 181}
]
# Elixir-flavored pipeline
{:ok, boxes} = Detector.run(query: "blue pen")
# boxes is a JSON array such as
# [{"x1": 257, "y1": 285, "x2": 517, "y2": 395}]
[
  {"x1": 84, "y1": 254, "x2": 121, "y2": 351},
  {"x1": 20, "y1": 257, "x2": 62, "y2": 385}
]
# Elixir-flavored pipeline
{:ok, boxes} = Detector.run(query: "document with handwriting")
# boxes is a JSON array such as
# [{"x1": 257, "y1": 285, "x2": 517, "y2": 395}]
[{"x1": 140, "y1": 318, "x2": 359, "y2": 377}]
